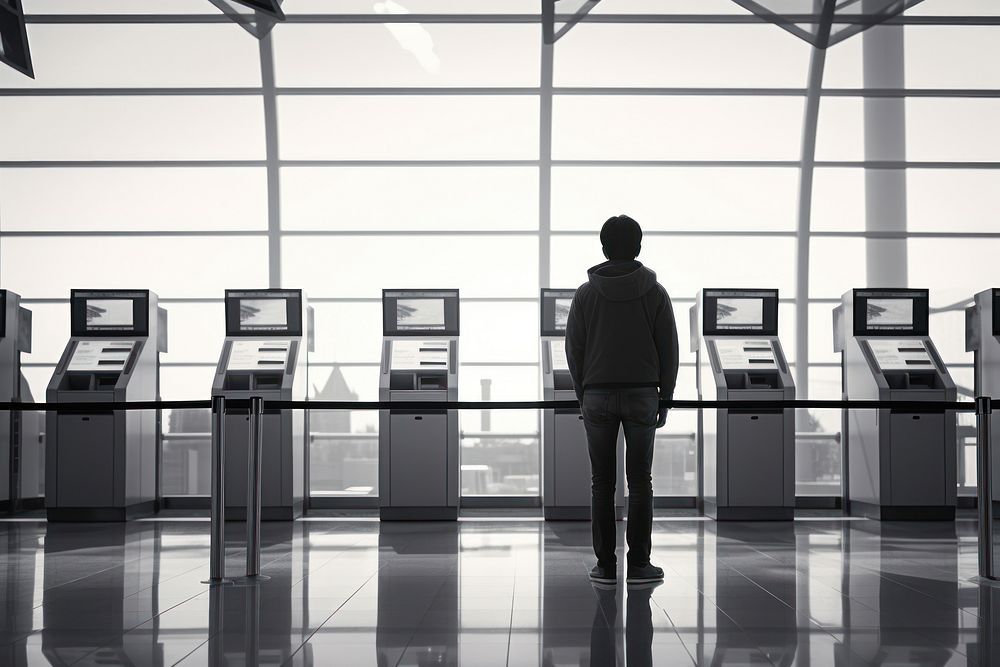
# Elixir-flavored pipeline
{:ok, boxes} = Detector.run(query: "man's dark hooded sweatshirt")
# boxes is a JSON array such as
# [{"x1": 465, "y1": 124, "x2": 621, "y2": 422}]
[{"x1": 565, "y1": 260, "x2": 679, "y2": 403}]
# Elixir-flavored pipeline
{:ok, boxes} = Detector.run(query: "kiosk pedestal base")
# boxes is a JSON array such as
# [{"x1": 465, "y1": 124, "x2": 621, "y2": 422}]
[
  {"x1": 380, "y1": 506, "x2": 458, "y2": 521},
  {"x1": 47, "y1": 500, "x2": 156, "y2": 522},
  {"x1": 705, "y1": 500, "x2": 793, "y2": 522},
  {"x1": 544, "y1": 506, "x2": 589, "y2": 521},
  {"x1": 0, "y1": 498, "x2": 44, "y2": 513},
  {"x1": 848, "y1": 500, "x2": 956, "y2": 521}
]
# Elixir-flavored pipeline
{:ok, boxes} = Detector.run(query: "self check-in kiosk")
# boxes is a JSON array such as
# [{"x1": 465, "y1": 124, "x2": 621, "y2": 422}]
[
  {"x1": 834, "y1": 289, "x2": 957, "y2": 520},
  {"x1": 966, "y1": 288, "x2": 1000, "y2": 511},
  {"x1": 213, "y1": 289, "x2": 310, "y2": 521},
  {"x1": 692, "y1": 289, "x2": 795, "y2": 520},
  {"x1": 46, "y1": 290, "x2": 167, "y2": 521},
  {"x1": 540, "y1": 289, "x2": 624, "y2": 520},
  {"x1": 0, "y1": 291, "x2": 40, "y2": 513},
  {"x1": 379, "y1": 289, "x2": 460, "y2": 521}
]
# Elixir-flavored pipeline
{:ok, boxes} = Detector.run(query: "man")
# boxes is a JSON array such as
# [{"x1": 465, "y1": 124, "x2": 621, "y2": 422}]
[{"x1": 565, "y1": 214, "x2": 679, "y2": 586}]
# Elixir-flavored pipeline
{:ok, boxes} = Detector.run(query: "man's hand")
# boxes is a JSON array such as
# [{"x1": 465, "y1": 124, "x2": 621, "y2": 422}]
[{"x1": 656, "y1": 407, "x2": 668, "y2": 429}]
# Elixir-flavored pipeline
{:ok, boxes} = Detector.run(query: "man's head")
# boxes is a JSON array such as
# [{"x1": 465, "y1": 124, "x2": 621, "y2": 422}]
[{"x1": 600, "y1": 214, "x2": 642, "y2": 261}]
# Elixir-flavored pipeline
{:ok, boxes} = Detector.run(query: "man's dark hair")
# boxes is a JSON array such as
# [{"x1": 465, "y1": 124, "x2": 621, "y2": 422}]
[{"x1": 600, "y1": 214, "x2": 642, "y2": 260}]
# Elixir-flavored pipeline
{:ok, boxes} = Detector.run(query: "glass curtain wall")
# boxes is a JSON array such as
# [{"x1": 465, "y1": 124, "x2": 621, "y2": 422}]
[{"x1": 1, "y1": 0, "x2": 998, "y2": 503}]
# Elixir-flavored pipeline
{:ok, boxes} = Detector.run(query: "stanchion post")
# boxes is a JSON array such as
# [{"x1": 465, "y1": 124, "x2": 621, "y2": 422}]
[
  {"x1": 205, "y1": 395, "x2": 228, "y2": 584},
  {"x1": 977, "y1": 395, "x2": 996, "y2": 581},
  {"x1": 246, "y1": 396, "x2": 264, "y2": 578}
]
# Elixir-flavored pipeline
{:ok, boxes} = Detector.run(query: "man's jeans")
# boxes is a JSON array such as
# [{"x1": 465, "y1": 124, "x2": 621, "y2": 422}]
[{"x1": 581, "y1": 387, "x2": 659, "y2": 568}]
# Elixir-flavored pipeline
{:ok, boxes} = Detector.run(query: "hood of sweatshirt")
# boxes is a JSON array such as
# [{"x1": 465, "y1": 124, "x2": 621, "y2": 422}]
[{"x1": 586, "y1": 260, "x2": 657, "y2": 302}]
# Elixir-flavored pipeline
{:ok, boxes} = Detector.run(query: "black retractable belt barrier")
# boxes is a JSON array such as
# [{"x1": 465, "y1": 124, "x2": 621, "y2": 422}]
[{"x1": 0, "y1": 399, "x2": 212, "y2": 412}]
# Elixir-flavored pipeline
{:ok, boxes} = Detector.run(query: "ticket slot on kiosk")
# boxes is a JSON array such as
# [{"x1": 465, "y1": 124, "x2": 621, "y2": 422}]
[
  {"x1": 0, "y1": 290, "x2": 40, "y2": 513},
  {"x1": 46, "y1": 290, "x2": 167, "y2": 521},
  {"x1": 692, "y1": 289, "x2": 794, "y2": 521},
  {"x1": 213, "y1": 289, "x2": 310, "y2": 521},
  {"x1": 379, "y1": 289, "x2": 460, "y2": 521},
  {"x1": 966, "y1": 288, "x2": 1000, "y2": 512},
  {"x1": 540, "y1": 289, "x2": 624, "y2": 520},
  {"x1": 834, "y1": 289, "x2": 956, "y2": 521}
]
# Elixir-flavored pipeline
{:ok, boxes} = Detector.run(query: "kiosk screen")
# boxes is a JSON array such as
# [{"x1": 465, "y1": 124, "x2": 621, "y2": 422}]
[
  {"x1": 702, "y1": 289, "x2": 778, "y2": 336},
  {"x1": 714, "y1": 339, "x2": 777, "y2": 370},
  {"x1": 68, "y1": 340, "x2": 135, "y2": 372},
  {"x1": 397, "y1": 298, "x2": 445, "y2": 331},
  {"x1": 853, "y1": 290, "x2": 929, "y2": 336},
  {"x1": 383, "y1": 290, "x2": 460, "y2": 336},
  {"x1": 993, "y1": 289, "x2": 1000, "y2": 336},
  {"x1": 716, "y1": 298, "x2": 762, "y2": 328},
  {"x1": 555, "y1": 299, "x2": 571, "y2": 330},
  {"x1": 540, "y1": 289, "x2": 577, "y2": 337},
  {"x1": 866, "y1": 339, "x2": 936, "y2": 371},
  {"x1": 225, "y1": 290, "x2": 303, "y2": 336},
  {"x1": 866, "y1": 299, "x2": 912, "y2": 328},
  {"x1": 87, "y1": 299, "x2": 133, "y2": 328},
  {"x1": 390, "y1": 339, "x2": 450, "y2": 370},
  {"x1": 240, "y1": 299, "x2": 288, "y2": 330},
  {"x1": 227, "y1": 340, "x2": 290, "y2": 371},
  {"x1": 71, "y1": 290, "x2": 149, "y2": 337}
]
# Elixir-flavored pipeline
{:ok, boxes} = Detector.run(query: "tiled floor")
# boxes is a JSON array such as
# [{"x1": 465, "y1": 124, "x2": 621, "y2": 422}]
[{"x1": 0, "y1": 513, "x2": 997, "y2": 666}]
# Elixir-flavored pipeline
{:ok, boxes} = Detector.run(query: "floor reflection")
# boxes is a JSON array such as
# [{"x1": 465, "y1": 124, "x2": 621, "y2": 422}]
[
  {"x1": 624, "y1": 582, "x2": 656, "y2": 667},
  {"x1": 840, "y1": 522, "x2": 961, "y2": 666},
  {"x1": 42, "y1": 523, "x2": 162, "y2": 666},
  {"x1": 0, "y1": 513, "x2": 996, "y2": 665},
  {"x1": 1, "y1": 523, "x2": 41, "y2": 667},
  {"x1": 379, "y1": 522, "x2": 459, "y2": 667}
]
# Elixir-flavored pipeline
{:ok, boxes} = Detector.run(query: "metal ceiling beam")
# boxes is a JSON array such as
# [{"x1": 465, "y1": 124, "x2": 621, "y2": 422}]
[
  {"x1": 0, "y1": 0, "x2": 34, "y2": 78},
  {"x1": 23, "y1": 12, "x2": 1000, "y2": 25},
  {"x1": 544, "y1": 0, "x2": 602, "y2": 44},
  {"x1": 729, "y1": 0, "x2": 926, "y2": 48},
  {"x1": 207, "y1": 0, "x2": 279, "y2": 38},
  {"x1": 228, "y1": 0, "x2": 285, "y2": 21},
  {"x1": 793, "y1": 0, "x2": 835, "y2": 399}
]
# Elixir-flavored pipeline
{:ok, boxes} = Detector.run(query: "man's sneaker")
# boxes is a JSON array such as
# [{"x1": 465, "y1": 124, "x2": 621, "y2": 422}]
[
  {"x1": 589, "y1": 564, "x2": 617, "y2": 585},
  {"x1": 626, "y1": 564, "x2": 664, "y2": 585}
]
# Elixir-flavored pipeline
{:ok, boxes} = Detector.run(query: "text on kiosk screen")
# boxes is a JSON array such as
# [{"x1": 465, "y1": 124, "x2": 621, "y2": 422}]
[
  {"x1": 86, "y1": 299, "x2": 133, "y2": 328},
  {"x1": 239, "y1": 298, "x2": 288, "y2": 329},
  {"x1": 715, "y1": 298, "x2": 763, "y2": 328},
  {"x1": 866, "y1": 298, "x2": 913, "y2": 328},
  {"x1": 550, "y1": 339, "x2": 569, "y2": 371},
  {"x1": 397, "y1": 298, "x2": 445, "y2": 330}
]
